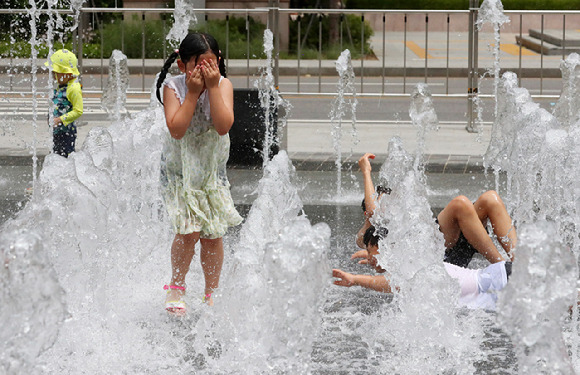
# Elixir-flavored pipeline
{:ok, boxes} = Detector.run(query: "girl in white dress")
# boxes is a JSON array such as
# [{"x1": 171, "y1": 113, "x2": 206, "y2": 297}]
[{"x1": 156, "y1": 32, "x2": 243, "y2": 315}]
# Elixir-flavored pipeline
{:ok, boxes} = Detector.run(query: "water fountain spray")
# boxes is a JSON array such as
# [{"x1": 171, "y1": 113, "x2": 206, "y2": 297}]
[
  {"x1": 367, "y1": 137, "x2": 484, "y2": 374},
  {"x1": 27, "y1": 0, "x2": 40, "y2": 190},
  {"x1": 329, "y1": 49, "x2": 358, "y2": 197},
  {"x1": 553, "y1": 53, "x2": 580, "y2": 129},
  {"x1": 165, "y1": 0, "x2": 197, "y2": 45},
  {"x1": 477, "y1": 0, "x2": 509, "y2": 121},
  {"x1": 101, "y1": 50, "x2": 130, "y2": 122},
  {"x1": 191, "y1": 152, "x2": 330, "y2": 373},
  {"x1": 254, "y1": 29, "x2": 291, "y2": 167},
  {"x1": 409, "y1": 83, "x2": 438, "y2": 172},
  {"x1": 484, "y1": 54, "x2": 580, "y2": 372},
  {"x1": 498, "y1": 222, "x2": 577, "y2": 374}
]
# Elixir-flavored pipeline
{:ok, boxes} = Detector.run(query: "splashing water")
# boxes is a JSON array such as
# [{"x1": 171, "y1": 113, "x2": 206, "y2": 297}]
[
  {"x1": 409, "y1": 83, "x2": 438, "y2": 171},
  {"x1": 329, "y1": 49, "x2": 359, "y2": 197},
  {"x1": 366, "y1": 138, "x2": 485, "y2": 374},
  {"x1": 0, "y1": 229, "x2": 66, "y2": 375},
  {"x1": 165, "y1": 0, "x2": 198, "y2": 44},
  {"x1": 191, "y1": 152, "x2": 331, "y2": 373},
  {"x1": 477, "y1": 0, "x2": 510, "y2": 120},
  {"x1": 0, "y1": 107, "x2": 174, "y2": 373},
  {"x1": 101, "y1": 50, "x2": 130, "y2": 122},
  {"x1": 484, "y1": 59, "x2": 580, "y2": 371},
  {"x1": 254, "y1": 29, "x2": 292, "y2": 167},
  {"x1": 27, "y1": 0, "x2": 40, "y2": 189},
  {"x1": 553, "y1": 53, "x2": 580, "y2": 129},
  {"x1": 498, "y1": 222, "x2": 577, "y2": 374},
  {"x1": 0, "y1": 110, "x2": 329, "y2": 373}
]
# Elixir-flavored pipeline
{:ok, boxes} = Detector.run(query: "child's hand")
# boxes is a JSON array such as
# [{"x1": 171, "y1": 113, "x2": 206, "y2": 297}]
[
  {"x1": 53, "y1": 117, "x2": 62, "y2": 127},
  {"x1": 332, "y1": 269, "x2": 355, "y2": 287},
  {"x1": 351, "y1": 249, "x2": 369, "y2": 264},
  {"x1": 186, "y1": 65, "x2": 204, "y2": 96},
  {"x1": 358, "y1": 153, "x2": 375, "y2": 174},
  {"x1": 200, "y1": 58, "x2": 221, "y2": 89}
]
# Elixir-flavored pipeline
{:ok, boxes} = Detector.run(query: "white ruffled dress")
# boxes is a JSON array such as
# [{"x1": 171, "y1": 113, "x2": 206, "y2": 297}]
[{"x1": 161, "y1": 74, "x2": 242, "y2": 238}]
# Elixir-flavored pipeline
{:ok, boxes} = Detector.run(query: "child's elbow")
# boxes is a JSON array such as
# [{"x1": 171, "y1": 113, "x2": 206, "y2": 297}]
[
  {"x1": 216, "y1": 128, "x2": 230, "y2": 136},
  {"x1": 217, "y1": 116, "x2": 234, "y2": 136},
  {"x1": 170, "y1": 130, "x2": 184, "y2": 140}
]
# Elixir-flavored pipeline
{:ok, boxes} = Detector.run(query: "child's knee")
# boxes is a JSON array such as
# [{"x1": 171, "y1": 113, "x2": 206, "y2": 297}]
[
  {"x1": 479, "y1": 191, "x2": 504, "y2": 211},
  {"x1": 447, "y1": 195, "x2": 473, "y2": 216}
]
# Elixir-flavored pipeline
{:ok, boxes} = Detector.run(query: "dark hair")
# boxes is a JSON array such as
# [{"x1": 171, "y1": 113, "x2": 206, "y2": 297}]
[
  {"x1": 361, "y1": 185, "x2": 392, "y2": 212},
  {"x1": 156, "y1": 32, "x2": 226, "y2": 105},
  {"x1": 363, "y1": 225, "x2": 388, "y2": 248}
]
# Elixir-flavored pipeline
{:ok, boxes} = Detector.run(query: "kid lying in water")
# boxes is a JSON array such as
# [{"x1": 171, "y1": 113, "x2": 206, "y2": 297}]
[{"x1": 335, "y1": 152, "x2": 516, "y2": 310}]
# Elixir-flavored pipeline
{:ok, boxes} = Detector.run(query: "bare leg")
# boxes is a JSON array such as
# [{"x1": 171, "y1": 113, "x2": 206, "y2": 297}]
[
  {"x1": 437, "y1": 195, "x2": 505, "y2": 264},
  {"x1": 166, "y1": 232, "x2": 200, "y2": 307},
  {"x1": 473, "y1": 190, "x2": 517, "y2": 260},
  {"x1": 199, "y1": 237, "x2": 224, "y2": 306}
]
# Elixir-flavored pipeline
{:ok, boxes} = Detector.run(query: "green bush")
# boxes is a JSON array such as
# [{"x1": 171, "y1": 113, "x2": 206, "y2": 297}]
[
  {"x1": 94, "y1": 16, "x2": 168, "y2": 59},
  {"x1": 193, "y1": 16, "x2": 267, "y2": 59},
  {"x1": 345, "y1": 0, "x2": 578, "y2": 10},
  {"x1": 288, "y1": 14, "x2": 374, "y2": 59}
]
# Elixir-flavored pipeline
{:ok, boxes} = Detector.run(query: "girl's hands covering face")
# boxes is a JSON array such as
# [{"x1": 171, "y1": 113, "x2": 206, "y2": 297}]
[
  {"x1": 200, "y1": 56, "x2": 221, "y2": 89},
  {"x1": 185, "y1": 65, "x2": 204, "y2": 96}
]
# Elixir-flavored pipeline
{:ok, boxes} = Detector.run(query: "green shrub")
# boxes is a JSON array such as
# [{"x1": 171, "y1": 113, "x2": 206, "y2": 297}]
[
  {"x1": 345, "y1": 0, "x2": 579, "y2": 10},
  {"x1": 288, "y1": 14, "x2": 374, "y2": 59},
  {"x1": 193, "y1": 16, "x2": 267, "y2": 59}
]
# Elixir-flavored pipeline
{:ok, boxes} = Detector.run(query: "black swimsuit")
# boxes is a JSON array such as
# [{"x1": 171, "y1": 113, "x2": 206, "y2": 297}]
[
  {"x1": 443, "y1": 230, "x2": 480, "y2": 268},
  {"x1": 436, "y1": 218, "x2": 488, "y2": 268}
]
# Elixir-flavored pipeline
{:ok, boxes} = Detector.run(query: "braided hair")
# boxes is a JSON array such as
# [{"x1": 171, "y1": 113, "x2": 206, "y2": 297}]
[{"x1": 156, "y1": 32, "x2": 226, "y2": 105}]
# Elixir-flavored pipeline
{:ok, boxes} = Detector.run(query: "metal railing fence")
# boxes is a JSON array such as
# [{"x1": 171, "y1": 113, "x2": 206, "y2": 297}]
[{"x1": 1, "y1": 6, "x2": 580, "y2": 128}]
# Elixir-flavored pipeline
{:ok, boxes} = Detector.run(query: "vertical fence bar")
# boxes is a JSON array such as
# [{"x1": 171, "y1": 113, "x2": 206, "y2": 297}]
[
  {"x1": 78, "y1": 11, "x2": 84, "y2": 72},
  {"x1": 403, "y1": 13, "x2": 407, "y2": 94},
  {"x1": 361, "y1": 13, "x2": 364, "y2": 93},
  {"x1": 340, "y1": 14, "x2": 343, "y2": 52},
  {"x1": 163, "y1": 14, "x2": 167, "y2": 61},
  {"x1": 226, "y1": 15, "x2": 229, "y2": 76},
  {"x1": 246, "y1": 13, "x2": 250, "y2": 88},
  {"x1": 9, "y1": 15, "x2": 13, "y2": 91},
  {"x1": 518, "y1": 14, "x2": 522, "y2": 86},
  {"x1": 274, "y1": 4, "x2": 279, "y2": 89},
  {"x1": 318, "y1": 14, "x2": 322, "y2": 93},
  {"x1": 562, "y1": 14, "x2": 566, "y2": 60},
  {"x1": 540, "y1": 14, "x2": 544, "y2": 95},
  {"x1": 205, "y1": 14, "x2": 208, "y2": 33},
  {"x1": 466, "y1": 0, "x2": 477, "y2": 132},
  {"x1": 142, "y1": 12, "x2": 146, "y2": 91},
  {"x1": 100, "y1": 19, "x2": 104, "y2": 90},
  {"x1": 424, "y1": 14, "x2": 428, "y2": 83},
  {"x1": 446, "y1": 13, "x2": 450, "y2": 95},
  {"x1": 382, "y1": 13, "x2": 386, "y2": 95},
  {"x1": 121, "y1": 13, "x2": 125, "y2": 52},
  {"x1": 297, "y1": 14, "x2": 301, "y2": 92}
]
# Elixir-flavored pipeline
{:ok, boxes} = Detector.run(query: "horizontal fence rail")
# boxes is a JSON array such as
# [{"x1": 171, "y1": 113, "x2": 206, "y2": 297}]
[{"x1": 1, "y1": 6, "x2": 579, "y2": 128}]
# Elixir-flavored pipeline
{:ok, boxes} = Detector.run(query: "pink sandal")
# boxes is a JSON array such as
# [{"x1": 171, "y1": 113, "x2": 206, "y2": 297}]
[{"x1": 164, "y1": 285, "x2": 186, "y2": 315}]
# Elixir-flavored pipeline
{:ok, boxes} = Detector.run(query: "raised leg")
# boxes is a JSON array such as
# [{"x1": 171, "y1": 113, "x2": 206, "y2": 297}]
[
  {"x1": 473, "y1": 190, "x2": 516, "y2": 260},
  {"x1": 437, "y1": 194, "x2": 505, "y2": 264},
  {"x1": 199, "y1": 237, "x2": 224, "y2": 306}
]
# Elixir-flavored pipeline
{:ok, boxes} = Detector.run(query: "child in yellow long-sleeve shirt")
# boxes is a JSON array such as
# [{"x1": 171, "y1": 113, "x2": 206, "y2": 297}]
[{"x1": 45, "y1": 49, "x2": 83, "y2": 157}]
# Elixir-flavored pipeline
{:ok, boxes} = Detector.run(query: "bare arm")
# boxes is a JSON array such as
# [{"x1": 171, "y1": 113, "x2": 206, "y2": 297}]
[
  {"x1": 202, "y1": 59, "x2": 234, "y2": 136},
  {"x1": 332, "y1": 269, "x2": 393, "y2": 293},
  {"x1": 164, "y1": 67, "x2": 204, "y2": 140},
  {"x1": 355, "y1": 218, "x2": 372, "y2": 249},
  {"x1": 359, "y1": 153, "x2": 377, "y2": 215}
]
